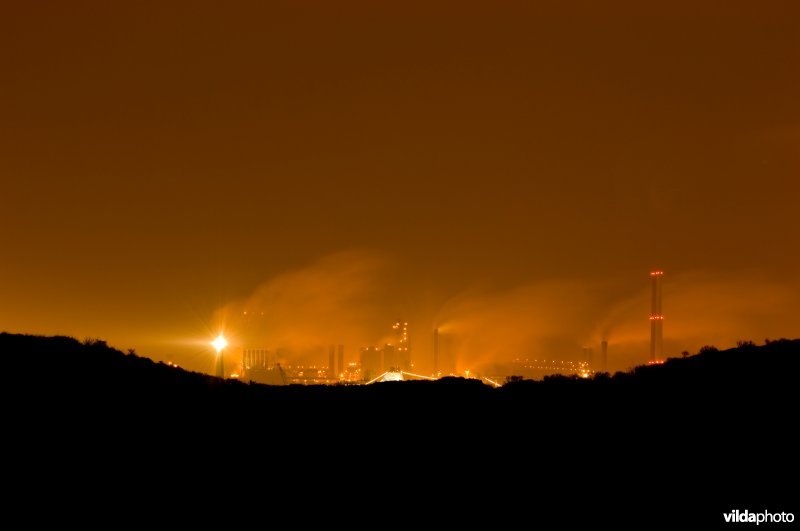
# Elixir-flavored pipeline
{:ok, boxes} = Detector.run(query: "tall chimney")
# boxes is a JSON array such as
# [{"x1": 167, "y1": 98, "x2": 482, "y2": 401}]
[
  {"x1": 433, "y1": 328, "x2": 440, "y2": 376},
  {"x1": 337, "y1": 344, "x2": 344, "y2": 377},
  {"x1": 328, "y1": 345, "x2": 336, "y2": 379},
  {"x1": 650, "y1": 271, "x2": 664, "y2": 362},
  {"x1": 216, "y1": 353, "x2": 225, "y2": 379}
]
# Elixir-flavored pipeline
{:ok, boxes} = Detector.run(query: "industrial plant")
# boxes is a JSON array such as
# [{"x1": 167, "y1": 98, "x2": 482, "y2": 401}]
[{"x1": 228, "y1": 272, "x2": 667, "y2": 385}]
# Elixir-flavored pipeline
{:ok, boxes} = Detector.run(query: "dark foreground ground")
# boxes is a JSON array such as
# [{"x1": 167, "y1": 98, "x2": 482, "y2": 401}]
[{"x1": 2, "y1": 332, "x2": 798, "y2": 527}]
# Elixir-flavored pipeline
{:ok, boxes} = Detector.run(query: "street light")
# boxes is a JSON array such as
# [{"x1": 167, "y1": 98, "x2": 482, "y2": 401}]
[{"x1": 211, "y1": 334, "x2": 227, "y2": 378}]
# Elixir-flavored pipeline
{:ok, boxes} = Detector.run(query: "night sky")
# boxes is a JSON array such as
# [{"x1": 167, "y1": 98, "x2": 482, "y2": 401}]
[{"x1": 2, "y1": 1, "x2": 799, "y2": 374}]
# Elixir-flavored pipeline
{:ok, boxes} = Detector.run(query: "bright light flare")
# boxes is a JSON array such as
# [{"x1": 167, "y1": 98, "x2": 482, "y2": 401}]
[{"x1": 211, "y1": 334, "x2": 228, "y2": 353}]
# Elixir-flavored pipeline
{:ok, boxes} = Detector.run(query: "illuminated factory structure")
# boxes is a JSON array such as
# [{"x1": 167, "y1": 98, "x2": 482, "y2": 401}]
[
  {"x1": 224, "y1": 269, "x2": 674, "y2": 383},
  {"x1": 359, "y1": 346, "x2": 381, "y2": 381},
  {"x1": 327, "y1": 344, "x2": 345, "y2": 379},
  {"x1": 242, "y1": 347, "x2": 286, "y2": 385},
  {"x1": 650, "y1": 270, "x2": 664, "y2": 362},
  {"x1": 242, "y1": 346, "x2": 356, "y2": 385},
  {"x1": 391, "y1": 319, "x2": 411, "y2": 370},
  {"x1": 359, "y1": 320, "x2": 412, "y2": 381},
  {"x1": 494, "y1": 358, "x2": 592, "y2": 381},
  {"x1": 243, "y1": 347, "x2": 274, "y2": 376}
]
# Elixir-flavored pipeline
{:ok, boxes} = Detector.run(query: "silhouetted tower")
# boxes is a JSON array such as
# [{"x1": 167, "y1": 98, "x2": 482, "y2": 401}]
[
  {"x1": 433, "y1": 328, "x2": 440, "y2": 376},
  {"x1": 337, "y1": 344, "x2": 344, "y2": 376},
  {"x1": 650, "y1": 271, "x2": 664, "y2": 361},
  {"x1": 601, "y1": 340, "x2": 608, "y2": 372},
  {"x1": 216, "y1": 353, "x2": 224, "y2": 379},
  {"x1": 328, "y1": 345, "x2": 336, "y2": 379},
  {"x1": 360, "y1": 346, "x2": 381, "y2": 381},
  {"x1": 392, "y1": 319, "x2": 411, "y2": 370}
]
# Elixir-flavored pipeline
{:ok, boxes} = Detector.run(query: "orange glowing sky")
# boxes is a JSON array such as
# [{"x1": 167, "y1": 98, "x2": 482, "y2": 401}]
[{"x1": 2, "y1": 1, "x2": 799, "y2": 374}]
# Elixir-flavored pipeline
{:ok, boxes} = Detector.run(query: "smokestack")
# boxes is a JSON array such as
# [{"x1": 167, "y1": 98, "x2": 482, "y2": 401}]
[
  {"x1": 216, "y1": 354, "x2": 225, "y2": 379},
  {"x1": 433, "y1": 328, "x2": 439, "y2": 376},
  {"x1": 583, "y1": 347, "x2": 593, "y2": 368},
  {"x1": 601, "y1": 340, "x2": 608, "y2": 372},
  {"x1": 650, "y1": 271, "x2": 664, "y2": 362},
  {"x1": 328, "y1": 345, "x2": 336, "y2": 379},
  {"x1": 337, "y1": 344, "x2": 344, "y2": 377}
]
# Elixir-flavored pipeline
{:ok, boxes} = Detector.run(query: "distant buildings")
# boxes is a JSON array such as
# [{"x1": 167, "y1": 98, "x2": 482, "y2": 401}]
[
  {"x1": 485, "y1": 358, "x2": 591, "y2": 381},
  {"x1": 392, "y1": 320, "x2": 411, "y2": 371},
  {"x1": 238, "y1": 320, "x2": 412, "y2": 384},
  {"x1": 359, "y1": 346, "x2": 382, "y2": 382},
  {"x1": 242, "y1": 347, "x2": 285, "y2": 385},
  {"x1": 359, "y1": 320, "x2": 412, "y2": 381}
]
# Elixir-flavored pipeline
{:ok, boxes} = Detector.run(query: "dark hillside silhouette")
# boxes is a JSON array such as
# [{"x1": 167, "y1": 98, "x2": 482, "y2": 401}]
[
  {"x1": 3, "y1": 332, "x2": 798, "y2": 431},
  {"x1": 2, "y1": 332, "x2": 797, "y2": 525}
]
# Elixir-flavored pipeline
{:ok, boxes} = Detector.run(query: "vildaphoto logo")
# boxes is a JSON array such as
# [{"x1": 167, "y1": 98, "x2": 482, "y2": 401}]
[{"x1": 724, "y1": 510, "x2": 794, "y2": 525}]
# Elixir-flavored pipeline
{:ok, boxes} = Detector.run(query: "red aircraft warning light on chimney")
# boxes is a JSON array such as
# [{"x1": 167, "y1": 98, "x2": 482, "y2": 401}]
[{"x1": 649, "y1": 271, "x2": 664, "y2": 362}]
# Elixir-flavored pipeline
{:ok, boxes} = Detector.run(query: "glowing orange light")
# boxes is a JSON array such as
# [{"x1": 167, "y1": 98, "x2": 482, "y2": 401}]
[{"x1": 211, "y1": 334, "x2": 228, "y2": 353}]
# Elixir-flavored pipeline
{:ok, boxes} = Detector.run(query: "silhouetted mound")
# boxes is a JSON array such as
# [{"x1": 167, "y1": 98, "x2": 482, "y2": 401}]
[
  {"x1": 3, "y1": 332, "x2": 797, "y2": 410},
  {"x1": 2, "y1": 332, "x2": 798, "y2": 524}
]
